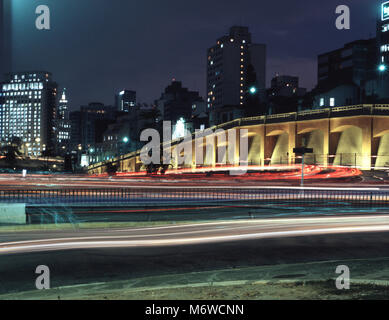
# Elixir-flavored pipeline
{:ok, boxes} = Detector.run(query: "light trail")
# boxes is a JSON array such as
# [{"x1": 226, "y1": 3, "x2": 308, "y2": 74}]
[
  {"x1": 1, "y1": 215, "x2": 388, "y2": 254},
  {"x1": 97, "y1": 164, "x2": 362, "y2": 181}
]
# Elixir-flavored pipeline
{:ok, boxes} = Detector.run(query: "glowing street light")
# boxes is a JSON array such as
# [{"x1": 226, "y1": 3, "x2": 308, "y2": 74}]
[
  {"x1": 123, "y1": 137, "x2": 129, "y2": 143},
  {"x1": 379, "y1": 64, "x2": 387, "y2": 72},
  {"x1": 249, "y1": 86, "x2": 258, "y2": 94}
]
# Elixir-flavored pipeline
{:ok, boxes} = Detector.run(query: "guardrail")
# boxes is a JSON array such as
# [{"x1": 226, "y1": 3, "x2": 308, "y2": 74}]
[{"x1": 0, "y1": 187, "x2": 388, "y2": 206}]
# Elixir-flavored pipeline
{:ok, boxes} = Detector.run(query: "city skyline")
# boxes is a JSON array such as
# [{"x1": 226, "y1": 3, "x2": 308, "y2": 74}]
[
  {"x1": 2, "y1": 0, "x2": 389, "y2": 304},
  {"x1": 5, "y1": 0, "x2": 378, "y2": 109}
]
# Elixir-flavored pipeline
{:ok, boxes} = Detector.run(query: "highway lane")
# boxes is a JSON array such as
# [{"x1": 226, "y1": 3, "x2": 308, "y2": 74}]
[
  {"x1": 1, "y1": 215, "x2": 389, "y2": 254},
  {"x1": 0, "y1": 169, "x2": 371, "y2": 189}
]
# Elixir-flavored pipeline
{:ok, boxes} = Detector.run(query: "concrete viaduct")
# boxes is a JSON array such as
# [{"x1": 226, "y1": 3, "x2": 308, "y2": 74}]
[{"x1": 88, "y1": 105, "x2": 389, "y2": 174}]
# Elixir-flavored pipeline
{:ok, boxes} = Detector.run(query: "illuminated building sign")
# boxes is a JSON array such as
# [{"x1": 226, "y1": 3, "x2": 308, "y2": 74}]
[
  {"x1": 381, "y1": 44, "x2": 389, "y2": 52},
  {"x1": 172, "y1": 118, "x2": 187, "y2": 139},
  {"x1": 382, "y1": 1, "x2": 389, "y2": 21}
]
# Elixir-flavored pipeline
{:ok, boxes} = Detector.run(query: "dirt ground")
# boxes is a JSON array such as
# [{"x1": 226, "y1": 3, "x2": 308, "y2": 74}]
[
  {"x1": 95, "y1": 281, "x2": 389, "y2": 300},
  {"x1": 1, "y1": 280, "x2": 388, "y2": 300}
]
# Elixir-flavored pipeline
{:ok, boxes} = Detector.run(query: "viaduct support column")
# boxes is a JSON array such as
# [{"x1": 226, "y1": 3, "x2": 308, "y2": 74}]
[
  {"x1": 323, "y1": 121, "x2": 330, "y2": 167},
  {"x1": 362, "y1": 125, "x2": 372, "y2": 170},
  {"x1": 259, "y1": 125, "x2": 265, "y2": 166},
  {"x1": 288, "y1": 123, "x2": 297, "y2": 165}
]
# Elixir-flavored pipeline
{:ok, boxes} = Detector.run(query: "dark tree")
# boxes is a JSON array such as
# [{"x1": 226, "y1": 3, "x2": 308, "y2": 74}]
[
  {"x1": 106, "y1": 162, "x2": 118, "y2": 176},
  {"x1": 64, "y1": 154, "x2": 73, "y2": 172},
  {"x1": 0, "y1": 136, "x2": 23, "y2": 167}
]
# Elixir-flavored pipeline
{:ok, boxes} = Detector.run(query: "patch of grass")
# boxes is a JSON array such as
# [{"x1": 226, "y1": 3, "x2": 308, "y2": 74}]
[{"x1": 7, "y1": 280, "x2": 387, "y2": 300}]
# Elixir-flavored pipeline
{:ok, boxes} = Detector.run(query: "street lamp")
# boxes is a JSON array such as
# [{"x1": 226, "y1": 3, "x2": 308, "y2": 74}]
[
  {"x1": 249, "y1": 86, "x2": 258, "y2": 94},
  {"x1": 293, "y1": 147, "x2": 313, "y2": 188},
  {"x1": 379, "y1": 64, "x2": 387, "y2": 72},
  {"x1": 123, "y1": 137, "x2": 129, "y2": 143}
]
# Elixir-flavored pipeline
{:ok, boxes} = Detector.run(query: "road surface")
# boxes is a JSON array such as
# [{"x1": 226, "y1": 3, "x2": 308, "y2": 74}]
[
  {"x1": 1, "y1": 215, "x2": 389, "y2": 297},
  {"x1": 1, "y1": 215, "x2": 389, "y2": 254}
]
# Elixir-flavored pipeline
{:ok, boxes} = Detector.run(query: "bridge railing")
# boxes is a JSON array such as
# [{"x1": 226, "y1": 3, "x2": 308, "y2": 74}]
[{"x1": 0, "y1": 187, "x2": 388, "y2": 206}]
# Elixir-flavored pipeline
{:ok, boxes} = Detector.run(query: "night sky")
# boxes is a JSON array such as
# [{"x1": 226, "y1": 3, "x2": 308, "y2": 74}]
[{"x1": 9, "y1": 0, "x2": 380, "y2": 109}]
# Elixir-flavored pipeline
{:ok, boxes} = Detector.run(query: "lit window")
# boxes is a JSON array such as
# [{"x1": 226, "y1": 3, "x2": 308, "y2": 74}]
[
  {"x1": 320, "y1": 98, "x2": 324, "y2": 107},
  {"x1": 330, "y1": 98, "x2": 335, "y2": 107}
]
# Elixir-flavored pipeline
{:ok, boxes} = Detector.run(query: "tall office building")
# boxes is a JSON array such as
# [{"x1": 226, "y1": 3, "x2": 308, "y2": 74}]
[
  {"x1": 69, "y1": 103, "x2": 117, "y2": 152},
  {"x1": 0, "y1": 71, "x2": 58, "y2": 156},
  {"x1": 56, "y1": 88, "x2": 71, "y2": 155},
  {"x1": 115, "y1": 90, "x2": 136, "y2": 112},
  {"x1": 156, "y1": 80, "x2": 202, "y2": 124},
  {"x1": 313, "y1": 1, "x2": 389, "y2": 108},
  {"x1": 206, "y1": 26, "x2": 266, "y2": 109},
  {"x1": 378, "y1": 1, "x2": 389, "y2": 68},
  {"x1": 317, "y1": 39, "x2": 377, "y2": 87}
]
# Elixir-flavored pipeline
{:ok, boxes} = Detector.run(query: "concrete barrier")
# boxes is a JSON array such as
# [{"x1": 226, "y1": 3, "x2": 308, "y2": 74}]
[{"x1": 0, "y1": 204, "x2": 26, "y2": 224}]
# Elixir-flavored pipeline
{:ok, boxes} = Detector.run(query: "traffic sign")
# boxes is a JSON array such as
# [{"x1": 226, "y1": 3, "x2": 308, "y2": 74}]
[{"x1": 293, "y1": 147, "x2": 313, "y2": 155}]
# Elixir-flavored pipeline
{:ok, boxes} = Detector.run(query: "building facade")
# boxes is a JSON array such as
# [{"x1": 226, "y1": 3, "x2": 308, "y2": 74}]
[
  {"x1": 0, "y1": 71, "x2": 57, "y2": 156},
  {"x1": 267, "y1": 75, "x2": 307, "y2": 114},
  {"x1": 314, "y1": 37, "x2": 386, "y2": 108},
  {"x1": 206, "y1": 26, "x2": 266, "y2": 109},
  {"x1": 317, "y1": 39, "x2": 377, "y2": 88},
  {"x1": 378, "y1": 1, "x2": 389, "y2": 69},
  {"x1": 115, "y1": 90, "x2": 136, "y2": 112},
  {"x1": 56, "y1": 88, "x2": 71, "y2": 155},
  {"x1": 156, "y1": 80, "x2": 202, "y2": 124},
  {"x1": 69, "y1": 102, "x2": 117, "y2": 153},
  {"x1": 269, "y1": 75, "x2": 306, "y2": 98},
  {"x1": 91, "y1": 104, "x2": 158, "y2": 164}
]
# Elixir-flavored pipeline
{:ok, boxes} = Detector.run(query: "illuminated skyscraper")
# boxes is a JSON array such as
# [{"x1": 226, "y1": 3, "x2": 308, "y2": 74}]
[
  {"x1": 206, "y1": 26, "x2": 266, "y2": 109},
  {"x1": 0, "y1": 72, "x2": 57, "y2": 156},
  {"x1": 378, "y1": 1, "x2": 389, "y2": 70},
  {"x1": 56, "y1": 88, "x2": 71, "y2": 155}
]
